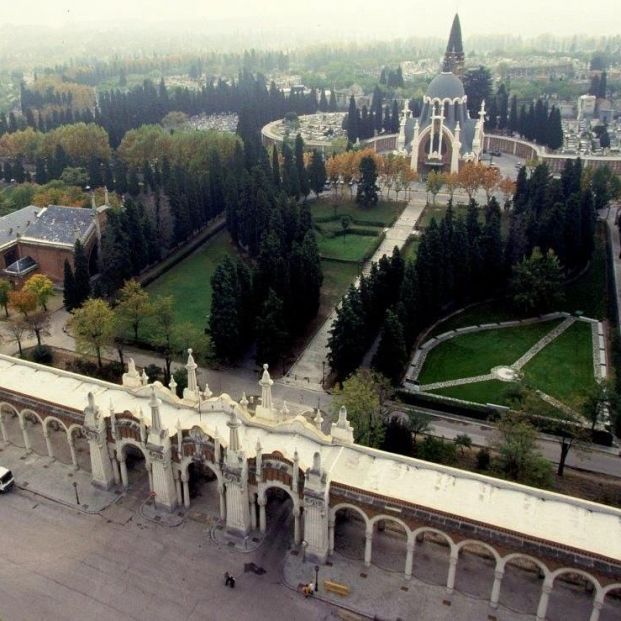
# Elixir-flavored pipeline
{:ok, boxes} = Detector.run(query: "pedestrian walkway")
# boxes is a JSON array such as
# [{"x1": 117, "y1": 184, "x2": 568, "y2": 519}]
[
  {"x1": 286, "y1": 197, "x2": 427, "y2": 388},
  {"x1": 283, "y1": 551, "x2": 530, "y2": 621},
  {"x1": 0, "y1": 443, "x2": 118, "y2": 513},
  {"x1": 511, "y1": 316, "x2": 576, "y2": 370}
]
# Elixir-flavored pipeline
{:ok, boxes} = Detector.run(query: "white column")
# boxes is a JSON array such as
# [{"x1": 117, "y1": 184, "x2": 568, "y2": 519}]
[
  {"x1": 147, "y1": 463, "x2": 153, "y2": 492},
  {"x1": 589, "y1": 596, "x2": 604, "y2": 621},
  {"x1": 182, "y1": 474, "x2": 190, "y2": 509},
  {"x1": 175, "y1": 472, "x2": 182, "y2": 507},
  {"x1": 219, "y1": 485, "x2": 226, "y2": 521},
  {"x1": 111, "y1": 452, "x2": 120, "y2": 485},
  {"x1": 405, "y1": 540, "x2": 415, "y2": 579},
  {"x1": 258, "y1": 497, "x2": 267, "y2": 533},
  {"x1": 446, "y1": 552, "x2": 458, "y2": 594},
  {"x1": 20, "y1": 418, "x2": 31, "y2": 454},
  {"x1": 293, "y1": 507, "x2": 301, "y2": 545},
  {"x1": 0, "y1": 413, "x2": 8, "y2": 445},
  {"x1": 490, "y1": 569, "x2": 504, "y2": 609},
  {"x1": 249, "y1": 496, "x2": 257, "y2": 530},
  {"x1": 43, "y1": 429, "x2": 54, "y2": 460},
  {"x1": 536, "y1": 580, "x2": 553, "y2": 621},
  {"x1": 364, "y1": 527, "x2": 373, "y2": 567},
  {"x1": 328, "y1": 517, "x2": 335, "y2": 554},
  {"x1": 119, "y1": 456, "x2": 128, "y2": 488},
  {"x1": 69, "y1": 439, "x2": 78, "y2": 470}
]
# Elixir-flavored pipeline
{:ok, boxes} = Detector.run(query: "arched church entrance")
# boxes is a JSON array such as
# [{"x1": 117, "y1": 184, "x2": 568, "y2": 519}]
[
  {"x1": 260, "y1": 485, "x2": 297, "y2": 546},
  {"x1": 120, "y1": 443, "x2": 149, "y2": 490}
]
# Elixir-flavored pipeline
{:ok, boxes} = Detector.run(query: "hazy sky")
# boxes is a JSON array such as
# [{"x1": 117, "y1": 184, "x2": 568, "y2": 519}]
[{"x1": 1, "y1": 0, "x2": 619, "y2": 37}]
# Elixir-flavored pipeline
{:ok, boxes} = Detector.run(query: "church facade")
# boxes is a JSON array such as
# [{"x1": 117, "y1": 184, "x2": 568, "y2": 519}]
[{"x1": 396, "y1": 14, "x2": 485, "y2": 174}]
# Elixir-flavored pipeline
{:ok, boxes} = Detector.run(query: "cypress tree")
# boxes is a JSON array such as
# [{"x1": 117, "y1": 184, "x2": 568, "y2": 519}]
[
  {"x1": 308, "y1": 150, "x2": 327, "y2": 197},
  {"x1": 282, "y1": 143, "x2": 300, "y2": 199},
  {"x1": 73, "y1": 239, "x2": 91, "y2": 307},
  {"x1": 295, "y1": 134, "x2": 310, "y2": 199},
  {"x1": 256, "y1": 289, "x2": 288, "y2": 368},
  {"x1": 372, "y1": 309, "x2": 407, "y2": 385},
  {"x1": 63, "y1": 259, "x2": 77, "y2": 311},
  {"x1": 356, "y1": 155, "x2": 379, "y2": 207},
  {"x1": 328, "y1": 90, "x2": 337, "y2": 112},
  {"x1": 346, "y1": 96, "x2": 358, "y2": 143},
  {"x1": 209, "y1": 258, "x2": 242, "y2": 362}
]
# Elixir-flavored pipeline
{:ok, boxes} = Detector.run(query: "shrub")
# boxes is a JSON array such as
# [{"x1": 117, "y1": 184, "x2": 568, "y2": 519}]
[
  {"x1": 31, "y1": 345, "x2": 53, "y2": 364},
  {"x1": 416, "y1": 436, "x2": 457, "y2": 465},
  {"x1": 172, "y1": 367, "x2": 188, "y2": 398},
  {"x1": 476, "y1": 448, "x2": 491, "y2": 471}
]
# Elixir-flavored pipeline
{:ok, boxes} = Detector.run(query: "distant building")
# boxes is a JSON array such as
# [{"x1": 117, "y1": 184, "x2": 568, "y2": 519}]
[
  {"x1": 395, "y1": 14, "x2": 484, "y2": 174},
  {"x1": 0, "y1": 200, "x2": 107, "y2": 284}
]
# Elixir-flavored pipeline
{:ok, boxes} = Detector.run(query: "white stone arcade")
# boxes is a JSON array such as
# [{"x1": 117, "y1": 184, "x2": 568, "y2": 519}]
[{"x1": 0, "y1": 351, "x2": 620, "y2": 619}]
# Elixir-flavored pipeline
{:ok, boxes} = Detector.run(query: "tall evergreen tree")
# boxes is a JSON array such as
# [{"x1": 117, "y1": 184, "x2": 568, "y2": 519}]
[
  {"x1": 356, "y1": 155, "x2": 379, "y2": 207},
  {"x1": 372, "y1": 309, "x2": 407, "y2": 385},
  {"x1": 73, "y1": 239, "x2": 91, "y2": 307},
  {"x1": 308, "y1": 150, "x2": 327, "y2": 197},
  {"x1": 295, "y1": 134, "x2": 310, "y2": 199},
  {"x1": 63, "y1": 259, "x2": 77, "y2": 311},
  {"x1": 256, "y1": 289, "x2": 288, "y2": 368}
]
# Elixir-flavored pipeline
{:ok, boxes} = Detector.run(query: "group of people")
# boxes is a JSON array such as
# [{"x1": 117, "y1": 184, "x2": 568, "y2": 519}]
[{"x1": 301, "y1": 582, "x2": 315, "y2": 597}]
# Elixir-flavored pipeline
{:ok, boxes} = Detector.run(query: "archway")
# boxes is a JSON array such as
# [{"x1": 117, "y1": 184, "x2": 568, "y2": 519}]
[
  {"x1": 411, "y1": 527, "x2": 453, "y2": 587},
  {"x1": 0, "y1": 404, "x2": 23, "y2": 447},
  {"x1": 454, "y1": 541, "x2": 499, "y2": 599},
  {"x1": 260, "y1": 484, "x2": 297, "y2": 546},
  {"x1": 119, "y1": 443, "x2": 149, "y2": 490},
  {"x1": 21, "y1": 410, "x2": 47, "y2": 457},
  {"x1": 331, "y1": 504, "x2": 369, "y2": 562},
  {"x1": 368, "y1": 515, "x2": 410, "y2": 573},
  {"x1": 186, "y1": 461, "x2": 220, "y2": 516},
  {"x1": 602, "y1": 585, "x2": 621, "y2": 621},
  {"x1": 69, "y1": 425, "x2": 90, "y2": 472},
  {"x1": 498, "y1": 554, "x2": 549, "y2": 615},
  {"x1": 547, "y1": 569, "x2": 600, "y2": 621},
  {"x1": 41, "y1": 416, "x2": 71, "y2": 464}
]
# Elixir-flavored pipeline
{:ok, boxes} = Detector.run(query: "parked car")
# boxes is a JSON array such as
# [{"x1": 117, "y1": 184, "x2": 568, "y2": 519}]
[{"x1": 0, "y1": 466, "x2": 14, "y2": 493}]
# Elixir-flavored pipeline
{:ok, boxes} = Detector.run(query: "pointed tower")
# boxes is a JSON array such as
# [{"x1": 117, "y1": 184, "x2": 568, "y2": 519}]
[{"x1": 444, "y1": 14, "x2": 465, "y2": 77}]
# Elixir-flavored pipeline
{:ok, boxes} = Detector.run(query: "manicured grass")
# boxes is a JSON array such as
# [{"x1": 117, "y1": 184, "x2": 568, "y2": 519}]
[
  {"x1": 523, "y1": 321, "x2": 596, "y2": 402},
  {"x1": 146, "y1": 229, "x2": 239, "y2": 326},
  {"x1": 316, "y1": 233, "x2": 378, "y2": 262},
  {"x1": 427, "y1": 301, "x2": 520, "y2": 338},
  {"x1": 320, "y1": 260, "x2": 359, "y2": 308},
  {"x1": 418, "y1": 320, "x2": 562, "y2": 384},
  {"x1": 430, "y1": 379, "x2": 518, "y2": 406},
  {"x1": 311, "y1": 197, "x2": 405, "y2": 226}
]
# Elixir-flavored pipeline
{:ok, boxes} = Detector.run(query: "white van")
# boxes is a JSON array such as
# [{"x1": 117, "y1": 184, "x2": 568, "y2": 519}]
[{"x1": 0, "y1": 466, "x2": 15, "y2": 493}]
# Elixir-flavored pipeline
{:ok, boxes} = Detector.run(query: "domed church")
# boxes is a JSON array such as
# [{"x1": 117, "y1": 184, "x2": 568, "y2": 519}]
[{"x1": 396, "y1": 14, "x2": 485, "y2": 174}]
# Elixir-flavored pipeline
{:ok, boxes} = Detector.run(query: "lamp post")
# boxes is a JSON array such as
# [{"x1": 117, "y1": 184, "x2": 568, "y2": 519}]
[
  {"x1": 72, "y1": 481, "x2": 80, "y2": 505},
  {"x1": 314, "y1": 565, "x2": 319, "y2": 592},
  {"x1": 302, "y1": 540, "x2": 307, "y2": 562}
]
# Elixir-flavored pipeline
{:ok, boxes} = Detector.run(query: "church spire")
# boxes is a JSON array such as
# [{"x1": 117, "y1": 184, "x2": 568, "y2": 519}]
[{"x1": 444, "y1": 14, "x2": 465, "y2": 77}]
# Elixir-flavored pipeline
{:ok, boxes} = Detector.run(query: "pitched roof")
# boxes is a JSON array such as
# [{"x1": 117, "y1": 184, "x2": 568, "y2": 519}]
[
  {"x1": 0, "y1": 206, "x2": 42, "y2": 250},
  {"x1": 20, "y1": 205, "x2": 95, "y2": 247}
]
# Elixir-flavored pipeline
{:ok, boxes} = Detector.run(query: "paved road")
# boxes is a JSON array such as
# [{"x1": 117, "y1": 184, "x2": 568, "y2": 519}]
[{"x1": 0, "y1": 489, "x2": 338, "y2": 621}]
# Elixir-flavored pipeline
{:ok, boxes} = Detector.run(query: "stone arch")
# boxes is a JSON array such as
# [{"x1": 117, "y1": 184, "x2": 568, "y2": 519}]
[
  {"x1": 498, "y1": 553, "x2": 551, "y2": 615},
  {"x1": 547, "y1": 567, "x2": 603, "y2": 621},
  {"x1": 116, "y1": 439, "x2": 151, "y2": 490},
  {"x1": 455, "y1": 539, "x2": 501, "y2": 600},
  {"x1": 330, "y1": 502, "x2": 370, "y2": 562},
  {"x1": 258, "y1": 481, "x2": 301, "y2": 544},
  {"x1": 68, "y1": 423, "x2": 90, "y2": 471},
  {"x1": 410, "y1": 526, "x2": 456, "y2": 587},
  {"x1": 0, "y1": 402, "x2": 22, "y2": 446},
  {"x1": 367, "y1": 514, "x2": 413, "y2": 574},
  {"x1": 20, "y1": 408, "x2": 47, "y2": 456},
  {"x1": 601, "y1": 584, "x2": 621, "y2": 621},
  {"x1": 178, "y1": 456, "x2": 222, "y2": 486},
  {"x1": 39, "y1": 415, "x2": 70, "y2": 465}
]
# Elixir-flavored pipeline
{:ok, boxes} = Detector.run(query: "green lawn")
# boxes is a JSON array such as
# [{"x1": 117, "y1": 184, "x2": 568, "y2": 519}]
[
  {"x1": 430, "y1": 380, "x2": 518, "y2": 406},
  {"x1": 311, "y1": 197, "x2": 405, "y2": 226},
  {"x1": 418, "y1": 320, "x2": 562, "y2": 384},
  {"x1": 523, "y1": 321, "x2": 596, "y2": 402},
  {"x1": 316, "y1": 233, "x2": 378, "y2": 262},
  {"x1": 146, "y1": 229, "x2": 239, "y2": 326},
  {"x1": 320, "y1": 260, "x2": 360, "y2": 308}
]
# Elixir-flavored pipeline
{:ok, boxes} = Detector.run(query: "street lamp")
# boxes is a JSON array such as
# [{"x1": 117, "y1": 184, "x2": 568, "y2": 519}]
[
  {"x1": 72, "y1": 481, "x2": 80, "y2": 505},
  {"x1": 314, "y1": 565, "x2": 319, "y2": 592},
  {"x1": 302, "y1": 540, "x2": 308, "y2": 562}
]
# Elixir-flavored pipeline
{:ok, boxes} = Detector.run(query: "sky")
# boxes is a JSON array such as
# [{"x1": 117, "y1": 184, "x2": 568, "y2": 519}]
[{"x1": 1, "y1": 0, "x2": 619, "y2": 38}]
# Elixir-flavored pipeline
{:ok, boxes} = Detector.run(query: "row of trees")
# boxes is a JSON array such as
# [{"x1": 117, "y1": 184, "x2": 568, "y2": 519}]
[
  {"x1": 329, "y1": 159, "x2": 603, "y2": 385},
  {"x1": 344, "y1": 94, "x2": 404, "y2": 143}
]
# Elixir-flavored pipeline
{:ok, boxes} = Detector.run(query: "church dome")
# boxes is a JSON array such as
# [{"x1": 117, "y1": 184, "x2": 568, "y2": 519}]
[{"x1": 426, "y1": 72, "x2": 465, "y2": 100}]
